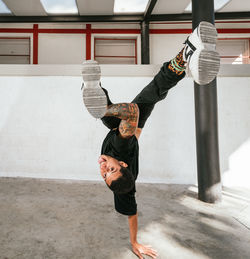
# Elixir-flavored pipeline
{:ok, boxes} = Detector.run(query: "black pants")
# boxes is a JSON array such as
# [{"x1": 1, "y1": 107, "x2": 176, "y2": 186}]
[{"x1": 101, "y1": 61, "x2": 186, "y2": 129}]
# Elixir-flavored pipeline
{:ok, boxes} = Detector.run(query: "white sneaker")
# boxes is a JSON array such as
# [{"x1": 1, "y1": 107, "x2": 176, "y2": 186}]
[
  {"x1": 184, "y1": 21, "x2": 220, "y2": 85},
  {"x1": 81, "y1": 60, "x2": 107, "y2": 119}
]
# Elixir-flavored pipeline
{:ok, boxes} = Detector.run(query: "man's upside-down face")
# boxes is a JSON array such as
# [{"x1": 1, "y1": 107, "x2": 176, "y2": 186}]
[{"x1": 98, "y1": 155, "x2": 128, "y2": 186}]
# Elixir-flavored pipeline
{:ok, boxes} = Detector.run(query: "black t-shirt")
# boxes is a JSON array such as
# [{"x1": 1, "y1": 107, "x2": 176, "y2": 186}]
[{"x1": 101, "y1": 129, "x2": 139, "y2": 216}]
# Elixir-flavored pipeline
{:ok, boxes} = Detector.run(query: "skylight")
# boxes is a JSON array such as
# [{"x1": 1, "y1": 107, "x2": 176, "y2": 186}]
[
  {"x1": 40, "y1": 0, "x2": 78, "y2": 14},
  {"x1": 185, "y1": 0, "x2": 231, "y2": 12},
  {"x1": 114, "y1": 0, "x2": 150, "y2": 13},
  {"x1": 0, "y1": 0, "x2": 11, "y2": 14}
]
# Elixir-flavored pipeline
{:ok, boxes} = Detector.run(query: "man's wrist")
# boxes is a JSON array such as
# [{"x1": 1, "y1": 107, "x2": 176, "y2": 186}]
[
  {"x1": 130, "y1": 235, "x2": 137, "y2": 245},
  {"x1": 131, "y1": 241, "x2": 138, "y2": 246}
]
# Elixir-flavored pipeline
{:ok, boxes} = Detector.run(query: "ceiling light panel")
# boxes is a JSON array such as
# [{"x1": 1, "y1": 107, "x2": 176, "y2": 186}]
[
  {"x1": 114, "y1": 0, "x2": 150, "y2": 13},
  {"x1": 40, "y1": 0, "x2": 78, "y2": 14},
  {"x1": 185, "y1": 0, "x2": 231, "y2": 12},
  {"x1": 77, "y1": 0, "x2": 114, "y2": 15},
  {"x1": 0, "y1": 0, "x2": 11, "y2": 14}
]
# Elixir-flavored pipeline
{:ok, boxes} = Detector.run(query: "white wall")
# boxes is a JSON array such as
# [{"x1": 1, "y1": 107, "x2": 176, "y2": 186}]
[
  {"x1": 38, "y1": 34, "x2": 86, "y2": 64},
  {"x1": 0, "y1": 20, "x2": 249, "y2": 187},
  {"x1": 0, "y1": 67, "x2": 249, "y2": 187},
  {"x1": 217, "y1": 78, "x2": 250, "y2": 187},
  {"x1": 150, "y1": 34, "x2": 188, "y2": 64}
]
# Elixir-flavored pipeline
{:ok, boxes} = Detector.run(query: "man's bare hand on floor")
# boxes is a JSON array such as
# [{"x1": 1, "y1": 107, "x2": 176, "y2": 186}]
[{"x1": 132, "y1": 242, "x2": 158, "y2": 259}]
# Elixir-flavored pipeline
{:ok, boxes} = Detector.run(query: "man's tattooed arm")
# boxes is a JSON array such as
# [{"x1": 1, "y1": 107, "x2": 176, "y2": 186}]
[{"x1": 105, "y1": 103, "x2": 139, "y2": 138}]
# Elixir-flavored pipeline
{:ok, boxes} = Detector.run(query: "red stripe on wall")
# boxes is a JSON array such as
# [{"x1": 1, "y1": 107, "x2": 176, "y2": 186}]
[
  {"x1": 33, "y1": 24, "x2": 38, "y2": 64},
  {"x1": 217, "y1": 28, "x2": 250, "y2": 33},
  {"x1": 150, "y1": 28, "x2": 250, "y2": 34},
  {"x1": 0, "y1": 27, "x2": 249, "y2": 35},
  {"x1": 216, "y1": 21, "x2": 250, "y2": 24},
  {"x1": 150, "y1": 29, "x2": 192, "y2": 34},
  {"x1": 86, "y1": 24, "x2": 91, "y2": 60},
  {"x1": 38, "y1": 29, "x2": 86, "y2": 34},
  {"x1": 92, "y1": 29, "x2": 140, "y2": 34},
  {"x1": 151, "y1": 21, "x2": 250, "y2": 25},
  {"x1": 93, "y1": 38, "x2": 137, "y2": 40},
  {"x1": 0, "y1": 28, "x2": 33, "y2": 33}
]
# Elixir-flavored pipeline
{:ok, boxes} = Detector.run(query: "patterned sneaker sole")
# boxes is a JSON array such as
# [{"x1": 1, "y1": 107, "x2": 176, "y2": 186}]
[
  {"x1": 198, "y1": 49, "x2": 220, "y2": 85},
  {"x1": 82, "y1": 60, "x2": 107, "y2": 119},
  {"x1": 83, "y1": 87, "x2": 107, "y2": 118},
  {"x1": 82, "y1": 60, "x2": 101, "y2": 82},
  {"x1": 199, "y1": 21, "x2": 218, "y2": 45}
]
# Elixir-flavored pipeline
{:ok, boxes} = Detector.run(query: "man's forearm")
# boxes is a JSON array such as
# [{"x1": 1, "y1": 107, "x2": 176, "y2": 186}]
[
  {"x1": 105, "y1": 103, "x2": 138, "y2": 121},
  {"x1": 105, "y1": 103, "x2": 139, "y2": 138},
  {"x1": 128, "y1": 213, "x2": 138, "y2": 245}
]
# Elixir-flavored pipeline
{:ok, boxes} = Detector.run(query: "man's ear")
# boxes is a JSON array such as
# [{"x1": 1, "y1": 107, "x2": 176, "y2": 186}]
[{"x1": 119, "y1": 161, "x2": 128, "y2": 168}]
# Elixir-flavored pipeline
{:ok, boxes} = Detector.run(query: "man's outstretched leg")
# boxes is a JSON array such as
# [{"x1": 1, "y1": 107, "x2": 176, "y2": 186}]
[
  {"x1": 81, "y1": 21, "x2": 220, "y2": 125},
  {"x1": 129, "y1": 48, "x2": 186, "y2": 129},
  {"x1": 129, "y1": 22, "x2": 220, "y2": 128}
]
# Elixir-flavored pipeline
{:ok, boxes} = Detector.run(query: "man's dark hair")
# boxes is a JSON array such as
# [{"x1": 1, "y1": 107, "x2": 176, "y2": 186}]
[{"x1": 108, "y1": 166, "x2": 135, "y2": 194}]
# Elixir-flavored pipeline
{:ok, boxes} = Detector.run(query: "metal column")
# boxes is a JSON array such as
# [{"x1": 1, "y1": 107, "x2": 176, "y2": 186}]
[
  {"x1": 192, "y1": 0, "x2": 222, "y2": 203},
  {"x1": 141, "y1": 20, "x2": 150, "y2": 64}
]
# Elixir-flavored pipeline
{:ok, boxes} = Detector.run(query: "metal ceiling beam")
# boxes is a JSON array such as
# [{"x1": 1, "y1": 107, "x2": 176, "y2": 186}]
[
  {"x1": 0, "y1": 12, "x2": 249, "y2": 23},
  {"x1": 0, "y1": 15, "x2": 144, "y2": 23},
  {"x1": 150, "y1": 12, "x2": 250, "y2": 21},
  {"x1": 144, "y1": 0, "x2": 158, "y2": 21},
  {"x1": 150, "y1": 13, "x2": 192, "y2": 21},
  {"x1": 215, "y1": 11, "x2": 250, "y2": 20}
]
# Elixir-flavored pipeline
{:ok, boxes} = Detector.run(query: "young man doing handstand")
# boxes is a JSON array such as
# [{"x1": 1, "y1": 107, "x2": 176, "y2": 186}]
[{"x1": 81, "y1": 22, "x2": 220, "y2": 259}]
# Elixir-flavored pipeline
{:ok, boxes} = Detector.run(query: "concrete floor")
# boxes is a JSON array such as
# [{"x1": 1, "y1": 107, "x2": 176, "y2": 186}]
[{"x1": 0, "y1": 178, "x2": 250, "y2": 259}]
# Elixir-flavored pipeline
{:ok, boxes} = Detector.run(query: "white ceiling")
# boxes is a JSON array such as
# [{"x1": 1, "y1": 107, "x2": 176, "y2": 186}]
[
  {"x1": 217, "y1": 0, "x2": 250, "y2": 13},
  {"x1": 77, "y1": 0, "x2": 115, "y2": 15},
  {"x1": 1, "y1": 0, "x2": 250, "y2": 16},
  {"x1": 152, "y1": 0, "x2": 191, "y2": 14},
  {"x1": 3, "y1": 0, "x2": 47, "y2": 16}
]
